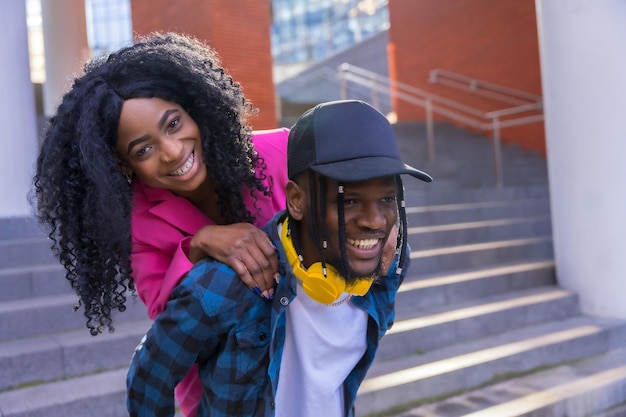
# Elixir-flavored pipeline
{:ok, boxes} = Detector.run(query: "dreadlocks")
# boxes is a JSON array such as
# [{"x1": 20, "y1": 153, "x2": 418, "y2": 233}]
[{"x1": 290, "y1": 172, "x2": 408, "y2": 284}]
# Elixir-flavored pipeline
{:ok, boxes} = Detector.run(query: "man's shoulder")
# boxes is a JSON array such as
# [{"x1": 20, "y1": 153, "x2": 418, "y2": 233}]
[
  {"x1": 177, "y1": 259, "x2": 251, "y2": 314},
  {"x1": 262, "y1": 211, "x2": 287, "y2": 236},
  {"x1": 183, "y1": 259, "x2": 241, "y2": 290}
]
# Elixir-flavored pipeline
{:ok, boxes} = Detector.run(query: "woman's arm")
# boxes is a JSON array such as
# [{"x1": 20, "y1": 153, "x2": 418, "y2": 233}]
[{"x1": 188, "y1": 223, "x2": 279, "y2": 299}]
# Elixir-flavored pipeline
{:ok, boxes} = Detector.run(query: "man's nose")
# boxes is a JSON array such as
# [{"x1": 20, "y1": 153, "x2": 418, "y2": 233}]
[{"x1": 357, "y1": 202, "x2": 387, "y2": 229}]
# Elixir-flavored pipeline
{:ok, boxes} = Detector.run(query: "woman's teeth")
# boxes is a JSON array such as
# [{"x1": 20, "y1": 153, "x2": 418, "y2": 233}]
[
  {"x1": 347, "y1": 238, "x2": 378, "y2": 250},
  {"x1": 169, "y1": 152, "x2": 194, "y2": 176}
]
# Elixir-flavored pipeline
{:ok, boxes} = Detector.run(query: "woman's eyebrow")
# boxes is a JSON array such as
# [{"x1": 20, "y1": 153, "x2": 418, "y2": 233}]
[{"x1": 126, "y1": 109, "x2": 179, "y2": 155}]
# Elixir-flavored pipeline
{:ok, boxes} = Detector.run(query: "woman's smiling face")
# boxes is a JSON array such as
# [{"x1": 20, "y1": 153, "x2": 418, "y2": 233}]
[{"x1": 116, "y1": 97, "x2": 208, "y2": 196}]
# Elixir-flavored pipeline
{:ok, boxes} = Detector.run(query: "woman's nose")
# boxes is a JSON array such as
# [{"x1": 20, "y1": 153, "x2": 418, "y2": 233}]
[{"x1": 160, "y1": 139, "x2": 183, "y2": 163}]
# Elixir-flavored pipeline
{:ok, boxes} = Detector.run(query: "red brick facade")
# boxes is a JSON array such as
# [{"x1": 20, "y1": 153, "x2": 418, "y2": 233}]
[
  {"x1": 388, "y1": 0, "x2": 545, "y2": 155},
  {"x1": 130, "y1": 0, "x2": 277, "y2": 129}
]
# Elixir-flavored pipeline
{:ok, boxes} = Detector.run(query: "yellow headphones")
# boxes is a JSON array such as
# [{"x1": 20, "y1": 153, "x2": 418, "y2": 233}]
[{"x1": 280, "y1": 217, "x2": 373, "y2": 304}]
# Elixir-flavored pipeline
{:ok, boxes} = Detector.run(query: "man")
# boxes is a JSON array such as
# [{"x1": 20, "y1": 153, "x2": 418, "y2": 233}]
[{"x1": 126, "y1": 99, "x2": 433, "y2": 417}]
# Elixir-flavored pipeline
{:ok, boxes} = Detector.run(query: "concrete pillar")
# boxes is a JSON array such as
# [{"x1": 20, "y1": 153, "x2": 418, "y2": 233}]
[
  {"x1": 1, "y1": 1, "x2": 39, "y2": 218},
  {"x1": 535, "y1": 0, "x2": 626, "y2": 318},
  {"x1": 41, "y1": 0, "x2": 89, "y2": 117}
]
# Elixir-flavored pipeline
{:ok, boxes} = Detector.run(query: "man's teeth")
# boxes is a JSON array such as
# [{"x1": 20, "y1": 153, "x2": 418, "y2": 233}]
[
  {"x1": 347, "y1": 238, "x2": 378, "y2": 249},
  {"x1": 169, "y1": 153, "x2": 194, "y2": 176}
]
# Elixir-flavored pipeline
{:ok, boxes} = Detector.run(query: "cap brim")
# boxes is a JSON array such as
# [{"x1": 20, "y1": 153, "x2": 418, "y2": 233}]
[{"x1": 311, "y1": 156, "x2": 433, "y2": 183}]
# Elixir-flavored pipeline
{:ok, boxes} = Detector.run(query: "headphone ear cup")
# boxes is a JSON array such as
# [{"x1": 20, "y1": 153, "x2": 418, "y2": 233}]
[
  {"x1": 344, "y1": 278, "x2": 373, "y2": 297},
  {"x1": 281, "y1": 218, "x2": 346, "y2": 304},
  {"x1": 280, "y1": 217, "x2": 374, "y2": 304},
  {"x1": 299, "y1": 262, "x2": 345, "y2": 305}
]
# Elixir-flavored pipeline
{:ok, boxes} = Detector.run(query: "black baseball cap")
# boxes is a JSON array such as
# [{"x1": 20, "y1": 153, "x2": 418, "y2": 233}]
[{"x1": 287, "y1": 100, "x2": 433, "y2": 183}]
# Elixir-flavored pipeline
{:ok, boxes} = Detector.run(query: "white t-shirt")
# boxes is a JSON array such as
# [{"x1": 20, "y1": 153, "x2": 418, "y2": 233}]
[{"x1": 274, "y1": 284, "x2": 368, "y2": 417}]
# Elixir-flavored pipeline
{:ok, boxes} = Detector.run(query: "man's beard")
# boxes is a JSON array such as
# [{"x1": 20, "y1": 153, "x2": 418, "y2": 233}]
[{"x1": 325, "y1": 253, "x2": 384, "y2": 286}]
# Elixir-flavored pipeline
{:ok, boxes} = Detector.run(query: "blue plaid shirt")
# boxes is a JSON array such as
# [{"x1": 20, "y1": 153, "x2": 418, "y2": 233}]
[{"x1": 126, "y1": 211, "x2": 408, "y2": 417}]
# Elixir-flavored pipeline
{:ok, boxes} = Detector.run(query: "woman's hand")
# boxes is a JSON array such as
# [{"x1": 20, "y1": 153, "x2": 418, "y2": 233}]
[{"x1": 188, "y1": 223, "x2": 279, "y2": 299}]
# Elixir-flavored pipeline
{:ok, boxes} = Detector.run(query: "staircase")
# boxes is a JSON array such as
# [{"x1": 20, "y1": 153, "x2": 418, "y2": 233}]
[
  {"x1": 353, "y1": 123, "x2": 626, "y2": 417},
  {"x1": 0, "y1": 218, "x2": 152, "y2": 417},
  {"x1": 1, "y1": 123, "x2": 625, "y2": 417}
]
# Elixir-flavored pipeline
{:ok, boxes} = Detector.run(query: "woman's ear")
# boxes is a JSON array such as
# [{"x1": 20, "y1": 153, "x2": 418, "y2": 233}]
[
  {"x1": 115, "y1": 158, "x2": 133, "y2": 183},
  {"x1": 286, "y1": 180, "x2": 305, "y2": 221}
]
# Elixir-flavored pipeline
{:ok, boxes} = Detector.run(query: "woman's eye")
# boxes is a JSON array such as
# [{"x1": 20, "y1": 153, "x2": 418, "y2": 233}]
[
  {"x1": 382, "y1": 196, "x2": 397, "y2": 203},
  {"x1": 167, "y1": 117, "x2": 180, "y2": 130},
  {"x1": 135, "y1": 145, "x2": 151, "y2": 158}
]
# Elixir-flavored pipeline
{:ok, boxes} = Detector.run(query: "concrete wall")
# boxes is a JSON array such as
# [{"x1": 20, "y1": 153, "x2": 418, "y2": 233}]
[
  {"x1": 2, "y1": 0, "x2": 39, "y2": 218},
  {"x1": 537, "y1": 0, "x2": 626, "y2": 319}
]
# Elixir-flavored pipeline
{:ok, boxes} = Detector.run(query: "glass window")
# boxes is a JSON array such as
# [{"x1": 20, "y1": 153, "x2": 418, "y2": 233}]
[
  {"x1": 85, "y1": 0, "x2": 133, "y2": 57},
  {"x1": 271, "y1": 0, "x2": 389, "y2": 65}
]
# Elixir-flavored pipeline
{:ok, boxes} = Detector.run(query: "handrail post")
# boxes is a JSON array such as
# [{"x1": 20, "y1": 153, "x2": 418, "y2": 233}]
[
  {"x1": 338, "y1": 65, "x2": 347, "y2": 100},
  {"x1": 425, "y1": 98, "x2": 435, "y2": 162},
  {"x1": 371, "y1": 78, "x2": 379, "y2": 109},
  {"x1": 492, "y1": 117, "x2": 503, "y2": 188}
]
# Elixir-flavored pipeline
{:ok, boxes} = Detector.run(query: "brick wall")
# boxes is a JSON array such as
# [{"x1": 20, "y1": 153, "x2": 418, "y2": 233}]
[
  {"x1": 130, "y1": 0, "x2": 277, "y2": 129},
  {"x1": 388, "y1": 0, "x2": 545, "y2": 155}
]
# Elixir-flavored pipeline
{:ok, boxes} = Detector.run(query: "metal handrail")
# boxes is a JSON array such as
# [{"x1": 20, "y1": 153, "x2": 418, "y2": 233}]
[
  {"x1": 429, "y1": 68, "x2": 543, "y2": 106},
  {"x1": 337, "y1": 63, "x2": 544, "y2": 188},
  {"x1": 279, "y1": 66, "x2": 339, "y2": 88}
]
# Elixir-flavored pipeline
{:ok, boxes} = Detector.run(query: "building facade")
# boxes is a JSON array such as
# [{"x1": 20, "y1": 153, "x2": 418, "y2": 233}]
[
  {"x1": 130, "y1": 0, "x2": 277, "y2": 129},
  {"x1": 388, "y1": 0, "x2": 545, "y2": 155}
]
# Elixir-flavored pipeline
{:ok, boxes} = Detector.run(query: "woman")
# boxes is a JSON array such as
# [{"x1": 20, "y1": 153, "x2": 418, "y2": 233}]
[{"x1": 32, "y1": 32, "x2": 288, "y2": 416}]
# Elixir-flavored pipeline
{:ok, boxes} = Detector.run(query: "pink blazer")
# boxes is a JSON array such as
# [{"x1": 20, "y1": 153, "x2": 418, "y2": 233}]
[
  {"x1": 130, "y1": 128, "x2": 289, "y2": 319},
  {"x1": 129, "y1": 128, "x2": 289, "y2": 417}
]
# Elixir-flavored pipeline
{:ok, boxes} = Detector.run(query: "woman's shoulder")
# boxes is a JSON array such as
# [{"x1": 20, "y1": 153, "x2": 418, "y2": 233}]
[
  {"x1": 252, "y1": 127, "x2": 290, "y2": 140},
  {"x1": 251, "y1": 128, "x2": 289, "y2": 157}
]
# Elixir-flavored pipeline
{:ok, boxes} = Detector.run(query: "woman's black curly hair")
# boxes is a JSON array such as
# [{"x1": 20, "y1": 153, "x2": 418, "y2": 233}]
[{"x1": 31, "y1": 32, "x2": 271, "y2": 335}]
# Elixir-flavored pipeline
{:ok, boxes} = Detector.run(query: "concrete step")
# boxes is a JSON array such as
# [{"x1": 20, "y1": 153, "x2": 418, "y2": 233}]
[
  {"x1": 0, "y1": 367, "x2": 129, "y2": 417},
  {"x1": 0, "y1": 318, "x2": 151, "y2": 391},
  {"x1": 0, "y1": 236, "x2": 56, "y2": 268},
  {"x1": 406, "y1": 198, "x2": 551, "y2": 226},
  {"x1": 419, "y1": 159, "x2": 547, "y2": 178},
  {"x1": 419, "y1": 176, "x2": 549, "y2": 189},
  {"x1": 0, "y1": 289, "x2": 584, "y2": 417},
  {"x1": 391, "y1": 122, "x2": 549, "y2": 188},
  {"x1": 0, "y1": 367, "x2": 184, "y2": 417},
  {"x1": 407, "y1": 215, "x2": 551, "y2": 249},
  {"x1": 408, "y1": 236, "x2": 554, "y2": 276},
  {"x1": 0, "y1": 293, "x2": 148, "y2": 341},
  {"x1": 381, "y1": 348, "x2": 626, "y2": 417},
  {"x1": 404, "y1": 184, "x2": 550, "y2": 206},
  {"x1": 0, "y1": 263, "x2": 68, "y2": 301},
  {"x1": 396, "y1": 260, "x2": 556, "y2": 311},
  {"x1": 379, "y1": 286, "x2": 580, "y2": 361},
  {"x1": 0, "y1": 217, "x2": 46, "y2": 240},
  {"x1": 594, "y1": 404, "x2": 626, "y2": 417},
  {"x1": 356, "y1": 315, "x2": 626, "y2": 416}
]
